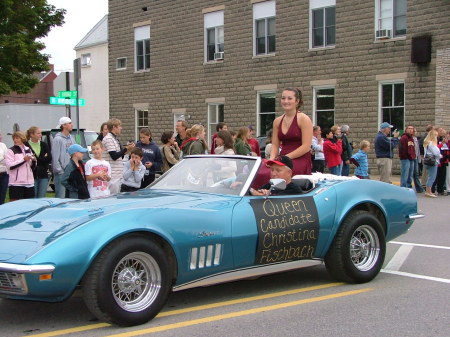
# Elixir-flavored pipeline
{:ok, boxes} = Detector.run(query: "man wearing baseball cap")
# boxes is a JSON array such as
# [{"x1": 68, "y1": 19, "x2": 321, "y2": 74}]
[
  {"x1": 51, "y1": 117, "x2": 75, "y2": 197},
  {"x1": 249, "y1": 155, "x2": 302, "y2": 196},
  {"x1": 374, "y1": 121, "x2": 400, "y2": 183}
]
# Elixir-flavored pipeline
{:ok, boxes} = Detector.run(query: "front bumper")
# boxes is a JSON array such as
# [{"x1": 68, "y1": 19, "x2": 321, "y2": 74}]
[{"x1": 0, "y1": 263, "x2": 55, "y2": 295}]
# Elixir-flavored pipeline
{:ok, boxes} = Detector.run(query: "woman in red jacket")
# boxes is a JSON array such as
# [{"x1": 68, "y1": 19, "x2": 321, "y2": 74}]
[{"x1": 323, "y1": 126, "x2": 343, "y2": 175}]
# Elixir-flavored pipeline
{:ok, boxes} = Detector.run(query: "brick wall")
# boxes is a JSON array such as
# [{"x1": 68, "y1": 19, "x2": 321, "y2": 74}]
[{"x1": 108, "y1": 0, "x2": 450, "y2": 171}]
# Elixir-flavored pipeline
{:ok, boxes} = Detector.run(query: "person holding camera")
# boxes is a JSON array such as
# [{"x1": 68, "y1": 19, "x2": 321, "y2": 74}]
[
  {"x1": 374, "y1": 122, "x2": 400, "y2": 183},
  {"x1": 5, "y1": 131, "x2": 37, "y2": 201},
  {"x1": 102, "y1": 118, "x2": 134, "y2": 194}
]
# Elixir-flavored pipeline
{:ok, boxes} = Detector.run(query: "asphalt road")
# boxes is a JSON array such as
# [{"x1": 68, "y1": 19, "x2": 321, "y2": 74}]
[{"x1": 1, "y1": 193, "x2": 449, "y2": 337}]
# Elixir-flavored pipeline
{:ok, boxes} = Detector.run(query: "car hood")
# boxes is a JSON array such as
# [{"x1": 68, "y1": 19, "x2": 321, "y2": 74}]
[{"x1": 0, "y1": 189, "x2": 209, "y2": 263}]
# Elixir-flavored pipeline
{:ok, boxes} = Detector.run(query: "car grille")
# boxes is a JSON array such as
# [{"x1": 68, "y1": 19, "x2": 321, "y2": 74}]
[{"x1": 0, "y1": 271, "x2": 26, "y2": 295}]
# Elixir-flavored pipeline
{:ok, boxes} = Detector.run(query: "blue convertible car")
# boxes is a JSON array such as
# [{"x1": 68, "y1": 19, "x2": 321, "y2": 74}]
[{"x1": 0, "y1": 156, "x2": 422, "y2": 326}]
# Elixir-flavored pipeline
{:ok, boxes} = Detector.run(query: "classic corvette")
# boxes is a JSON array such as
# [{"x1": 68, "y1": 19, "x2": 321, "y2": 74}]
[{"x1": 0, "y1": 155, "x2": 423, "y2": 326}]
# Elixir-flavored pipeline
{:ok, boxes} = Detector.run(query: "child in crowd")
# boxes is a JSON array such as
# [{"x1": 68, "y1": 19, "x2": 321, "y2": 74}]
[
  {"x1": 351, "y1": 140, "x2": 370, "y2": 179},
  {"x1": 85, "y1": 140, "x2": 111, "y2": 198},
  {"x1": 61, "y1": 144, "x2": 90, "y2": 199},
  {"x1": 121, "y1": 147, "x2": 146, "y2": 192}
]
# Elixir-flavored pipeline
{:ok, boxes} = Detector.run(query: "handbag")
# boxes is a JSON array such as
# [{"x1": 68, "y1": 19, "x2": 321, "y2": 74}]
[{"x1": 423, "y1": 146, "x2": 436, "y2": 166}]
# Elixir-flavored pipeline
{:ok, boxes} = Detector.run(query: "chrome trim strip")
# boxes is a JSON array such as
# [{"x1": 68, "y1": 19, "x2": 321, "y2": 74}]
[
  {"x1": 190, "y1": 248, "x2": 198, "y2": 270},
  {"x1": 173, "y1": 259, "x2": 323, "y2": 292},
  {"x1": 0, "y1": 263, "x2": 55, "y2": 274},
  {"x1": 408, "y1": 213, "x2": 425, "y2": 220},
  {"x1": 198, "y1": 246, "x2": 206, "y2": 268},
  {"x1": 206, "y1": 245, "x2": 213, "y2": 267},
  {"x1": 214, "y1": 244, "x2": 221, "y2": 265}
]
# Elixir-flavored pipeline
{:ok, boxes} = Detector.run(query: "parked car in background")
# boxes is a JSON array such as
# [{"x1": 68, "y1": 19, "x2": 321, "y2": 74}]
[{"x1": 0, "y1": 155, "x2": 423, "y2": 326}]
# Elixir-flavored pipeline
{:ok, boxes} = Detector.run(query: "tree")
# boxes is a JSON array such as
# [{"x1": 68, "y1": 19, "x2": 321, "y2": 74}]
[{"x1": 0, "y1": 0, "x2": 65, "y2": 95}]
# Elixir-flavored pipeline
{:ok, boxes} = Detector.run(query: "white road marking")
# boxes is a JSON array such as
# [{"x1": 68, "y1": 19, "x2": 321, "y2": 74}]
[
  {"x1": 389, "y1": 241, "x2": 450, "y2": 250},
  {"x1": 381, "y1": 270, "x2": 450, "y2": 284},
  {"x1": 384, "y1": 244, "x2": 413, "y2": 271}
]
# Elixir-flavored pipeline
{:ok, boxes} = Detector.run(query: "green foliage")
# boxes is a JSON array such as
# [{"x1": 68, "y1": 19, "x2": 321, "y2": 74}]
[{"x1": 0, "y1": 0, "x2": 65, "y2": 95}]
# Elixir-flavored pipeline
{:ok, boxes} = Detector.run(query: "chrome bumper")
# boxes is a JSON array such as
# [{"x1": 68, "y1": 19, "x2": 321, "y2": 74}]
[
  {"x1": 408, "y1": 213, "x2": 425, "y2": 220},
  {"x1": 0, "y1": 263, "x2": 55, "y2": 273}
]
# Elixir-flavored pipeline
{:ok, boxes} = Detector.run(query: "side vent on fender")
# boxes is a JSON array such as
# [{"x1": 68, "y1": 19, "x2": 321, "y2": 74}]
[{"x1": 189, "y1": 244, "x2": 223, "y2": 270}]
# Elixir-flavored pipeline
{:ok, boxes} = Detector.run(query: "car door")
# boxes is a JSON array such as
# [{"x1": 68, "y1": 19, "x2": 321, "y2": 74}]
[{"x1": 231, "y1": 189, "x2": 336, "y2": 269}]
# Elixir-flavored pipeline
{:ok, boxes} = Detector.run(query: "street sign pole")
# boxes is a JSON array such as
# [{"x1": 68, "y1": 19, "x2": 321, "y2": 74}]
[{"x1": 74, "y1": 58, "x2": 81, "y2": 135}]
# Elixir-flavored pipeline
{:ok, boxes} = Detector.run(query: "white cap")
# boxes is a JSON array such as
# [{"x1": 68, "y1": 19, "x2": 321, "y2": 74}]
[{"x1": 58, "y1": 117, "x2": 72, "y2": 127}]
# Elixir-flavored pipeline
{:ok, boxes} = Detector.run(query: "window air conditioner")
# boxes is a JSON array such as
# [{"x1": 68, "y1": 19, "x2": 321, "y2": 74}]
[
  {"x1": 214, "y1": 52, "x2": 224, "y2": 60},
  {"x1": 376, "y1": 29, "x2": 391, "y2": 39}
]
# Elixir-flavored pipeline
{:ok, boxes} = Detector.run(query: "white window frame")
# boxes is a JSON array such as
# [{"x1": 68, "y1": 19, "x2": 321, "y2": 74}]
[
  {"x1": 374, "y1": 0, "x2": 407, "y2": 39},
  {"x1": 253, "y1": 0, "x2": 276, "y2": 56},
  {"x1": 207, "y1": 103, "x2": 224, "y2": 144},
  {"x1": 204, "y1": 11, "x2": 224, "y2": 62},
  {"x1": 135, "y1": 108, "x2": 149, "y2": 139},
  {"x1": 313, "y1": 86, "x2": 335, "y2": 129},
  {"x1": 134, "y1": 25, "x2": 150, "y2": 71},
  {"x1": 81, "y1": 53, "x2": 91, "y2": 66},
  {"x1": 116, "y1": 57, "x2": 127, "y2": 70},
  {"x1": 256, "y1": 91, "x2": 276, "y2": 137},
  {"x1": 378, "y1": 80, "x2": 405, "y2": 132},
  {"x1": 309, "y1": 0, "x2": 336, "y2": 49}
]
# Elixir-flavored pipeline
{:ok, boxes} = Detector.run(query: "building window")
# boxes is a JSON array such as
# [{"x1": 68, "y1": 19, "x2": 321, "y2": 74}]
[
  {"x1": 116, "y1": 57, "x2": 127, "y2": 70},
  {"x1": 314, "y1": 87, "x2": 335, "y2": 130},
  {"x1": 380, "y1": 82, "x2": 404, "y2": 133},
  {"x1": 257, "y1": 92, "x2": 276, "y2": 137},
  {"x1": 310, "y1": 0, "x2": 335, "y2": 48},
  {"x1": 204, "y1": 11, "x2": 224, "y2": 62},
  {"x1": 375, "y1": 0, "x2": 406, "y2": 39},
  {"x1": 207, "y1": 104, "x2": 224, "y2": 144},
  {"x1": 253, "y1": 0, "x2": 276, "y2": 56},
  {"x1": 81, "y1": 53, "x2": 91, "y2": 66},
  {"x1": 134, "y1": 25, "x2": 150, "y2": 71},
  {"x1": 135, "y1": 109, "x2": 149, "y2": 139}
]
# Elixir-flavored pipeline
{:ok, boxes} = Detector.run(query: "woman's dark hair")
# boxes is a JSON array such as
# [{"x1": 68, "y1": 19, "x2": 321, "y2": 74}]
[
  {"x1": 217, "y1": 130, "x2": 234, "y2": 150},
  {"x1": 283, "y1": 87, "x2": 303, "y2": 109},
  {"x1": 265, "y1": 129, "x2": 273, "y2": 145},
  {"x1": 161, "y1": 130, "x2": 174, "y2": 144},
  {"x1": 99, "y1": 122, "x2": 108, "y2": 134},
  {"x1": 322, "y1": 127, "x2": 331, "y2": 138}
]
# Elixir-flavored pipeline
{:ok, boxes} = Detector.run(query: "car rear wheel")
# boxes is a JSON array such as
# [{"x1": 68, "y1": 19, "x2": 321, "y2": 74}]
[
  {"x1": 324, "y1": 210, "x2": 386, "y2": 283},
  {"x1": 82, "y1": 236, "x2": 172, "y2": 326}
]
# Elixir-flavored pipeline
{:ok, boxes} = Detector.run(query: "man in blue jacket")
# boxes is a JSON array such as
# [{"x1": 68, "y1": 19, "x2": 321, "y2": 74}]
[{"x1": 374, "y1": 122, "x2": 400, "y2": 183}]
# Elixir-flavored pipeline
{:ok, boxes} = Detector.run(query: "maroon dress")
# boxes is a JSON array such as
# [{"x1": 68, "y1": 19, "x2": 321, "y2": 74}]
[{"x1": 278, "y1": 112, "x2": 312, "y2": 175}]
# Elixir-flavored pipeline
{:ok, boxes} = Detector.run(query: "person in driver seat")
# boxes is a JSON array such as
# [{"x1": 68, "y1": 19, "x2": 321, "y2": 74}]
[{"x1": 249, "y1": 155, "x2": 302, "y2": 196}]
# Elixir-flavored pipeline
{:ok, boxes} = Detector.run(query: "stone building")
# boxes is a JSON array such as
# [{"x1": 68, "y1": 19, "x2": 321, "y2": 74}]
[{"x1": 108, "y1": 0, "x2": 450, "y2": 159}]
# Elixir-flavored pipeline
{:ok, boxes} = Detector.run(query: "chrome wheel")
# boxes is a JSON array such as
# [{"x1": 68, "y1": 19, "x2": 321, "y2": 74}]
[
  {"x1": 349, "y1": 225, "x2": 380, "y2": 272},
  {"x1": 112, "y1": 252, "x2": 162, "y2": 312}
]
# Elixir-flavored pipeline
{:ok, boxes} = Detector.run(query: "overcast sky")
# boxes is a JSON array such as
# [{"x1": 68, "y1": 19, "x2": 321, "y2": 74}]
[{"x1": 41, "y1": 0, "x2": 108, "y2": 72}]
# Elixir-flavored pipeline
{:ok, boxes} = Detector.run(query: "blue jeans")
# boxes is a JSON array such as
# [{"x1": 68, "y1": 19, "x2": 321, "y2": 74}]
[
  {"x1": 400, "y1": 159, "x2": 414, "y2": 188},
  {"x1": 54, "y1": 173, "x2": 66, "y2": 198},
  {"x1": 341, "y1": 162, "x2": 350, "y2": 176},
  {"x1": 34, "y1": 178, "x2": 49, "y2": 198},
  {"x1": 426, "y1": 164, "x2": 438, "y2": 187},
  {"x1": 0, "y1": 173, "x2": 9, "y2": 205},
  {"x1": 329, "y1": 165, "x2": 341, "y2": 175},
  {"x1": 412, "y1": 159, "x2": 424, "y2": 192}
]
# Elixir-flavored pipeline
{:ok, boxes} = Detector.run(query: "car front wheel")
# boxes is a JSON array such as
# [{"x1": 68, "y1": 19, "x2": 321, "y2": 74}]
[
  {"x1": 83, "y1": 236, "x2": 172, "y2": 326},
  {"x1": 324, "y1": 210, "x2": 386, "y2": 283}
]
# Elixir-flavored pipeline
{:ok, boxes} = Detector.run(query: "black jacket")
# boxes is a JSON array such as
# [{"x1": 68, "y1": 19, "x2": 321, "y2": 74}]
[
  {"x1": 61, "y1": 160, "x2": 90, "y2": 199},
  {"x1": 26, "y1": 141, "x2": 52, "y2": 179}
]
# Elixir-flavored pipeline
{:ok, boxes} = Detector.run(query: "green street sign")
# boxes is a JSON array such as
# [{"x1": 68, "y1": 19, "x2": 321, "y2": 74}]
[
  {"x1": 49, "y1": 97, "x2": 85, "y2": 106},
  {"x1": 58, "y1": 90, "x2": 78, "y2": 99}
]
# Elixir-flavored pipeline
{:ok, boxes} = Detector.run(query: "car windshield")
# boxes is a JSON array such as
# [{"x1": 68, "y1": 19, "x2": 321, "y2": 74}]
[{"x1": 149, "y1": 155, "x2": 261, "y2": 196}]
